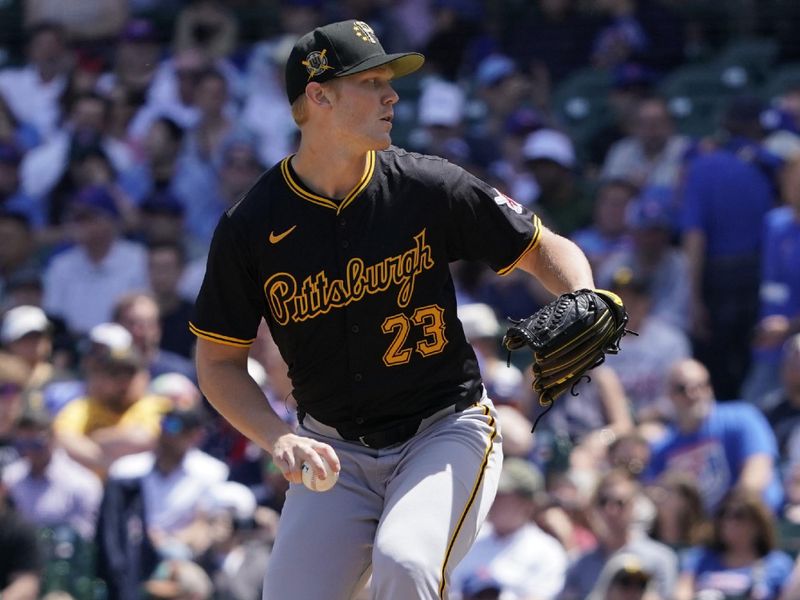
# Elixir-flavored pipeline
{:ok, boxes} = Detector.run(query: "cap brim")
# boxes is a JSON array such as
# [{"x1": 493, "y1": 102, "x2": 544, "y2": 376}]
[{"x1": 337, "y1": 52, "x2": 425, "y2": 81}]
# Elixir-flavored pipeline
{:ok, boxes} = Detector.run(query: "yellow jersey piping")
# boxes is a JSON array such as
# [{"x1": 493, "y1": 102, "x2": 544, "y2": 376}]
[
  {"x1": 280, "y1": 151, "x2": 375, "y2": 215},
  {"x1": 188, "y1": 322, "x2": 255, "y2": 348},
  {"x1": 497, "y1": 214, "x2": 543, "y2": 276}
]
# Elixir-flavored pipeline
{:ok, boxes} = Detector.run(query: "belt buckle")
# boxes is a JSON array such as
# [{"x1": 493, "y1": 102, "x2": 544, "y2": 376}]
[{"x1": 358, "y1": 435, "x2": 372, "y2": 448}]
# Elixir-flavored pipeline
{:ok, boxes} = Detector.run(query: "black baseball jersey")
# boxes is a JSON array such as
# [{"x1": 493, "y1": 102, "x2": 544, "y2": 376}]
[{"x1": 190, "y1": 147, "x2": 541, "y2": 437}]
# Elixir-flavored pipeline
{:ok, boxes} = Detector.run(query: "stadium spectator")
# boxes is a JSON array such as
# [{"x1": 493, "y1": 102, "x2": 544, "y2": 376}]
[
  {"x1": 96, "y1": 18, "x2": 161, "y2": 98},
  {"x1": 0, "y1": 21, "x2": 70, "y2": 140},
  {"x1": 607, "y1": 431, "x2": 652, "y2": 478},
  {"x1": 673, "y1": 489, "x2": 793, "y2": 600},
  {"x1": 586, "y1": 553, "x2": 656, "y2": 600},
  {"x1": 196, "y1": 481, "x2": 271, "y2": 600},
  {"x1": 21, "y1": 91, "x2": 134, "y2": 201},
  {"x1": 646, "y1": 358, "x2": 784, "y2": 513},
  {"x1": 112, "y1": 292, "x2": 195, "y2": 380},
  {"x1": 0, "y1": 304, "x2": 68, "y2": 402},
  {"x1": 0, "y1": 93, "x2": 40, "y2": 152},
  {"x1": 486, "y1": 106, "x2": 544, "y2": 209},
  {"x1": 147, "y1": 242, "x2": 196, "y2": 359},
  {"x1": 452, "y1": 457, "x2": 568, "y2": 600},
  {"x1": 600, "y1": 95, "x2": 689, "y2": 192},
  {"x1": 743, "y1": 156, "x2": 800, "y2": 403},
  {"x1": 108, "y1": 385, "x2": 227, "y2": 483},
  {"x1": 42, "y1": 185, "x2": 148, "y2": 335},
  {"x1": 143, "y1": 558, "x2": 213, "y2": 600},
  {"x1": 558, "y1": 468, "x2": 678, "y2": 600},
  {"x1": 119, "y1": 116, "x2": 185, "y2": 203},
  {"x1": 603, "y1": 267, "x2": 691, "y2": 423},
  {"x1": 571, "y1": 178, "x2": 636, "y2": 271},
  {"x1": 0, "y1": 210, "x2": 40, "y2": 308},
  {"x1": 0, "y1": 143, "x2": 43, "y2": 229},
  {"x1": 96, "y1": 406, "x2": 220, "y2": 599},
  {"x1": 52, "y1": 341, "x2": 169, "y2": 475},
  {"x1": 176, "y1": 130, "x2": 263, "y2": 246},
  {"x1": 589, "y1": 0, "x2": 685, "y2": 72},
  {"x1": 138, "y1": 190, "x2": 205, "y2": 261},
  {"x1": 0, "y1": 463, "x2": 42, "y2": 599},
  {"x1": 3, "y1": 408, "x2": 102, "y2": 539},
  {"x1": 459, "y1": 569, "x2": 503, "y2": 600},
  {"x1": 457, "y1": 302, "x2": 528, "y2": 411},
  {"x1": 523, "y1": 128, "x2": 594, "y2": 236},
  {"x1": 681, "y1": 95, "x2": 781, "y2": 399},
  {"x1": 762, "y1": 335, "x2": 800, "y2": 460},
  {"x1": 647, "y1": 471, "x2": 711, "y2": 553},
  {"x1": 0, "y1": 352, "x2": 29, "y2": 470},
  {"x1": 411, "y1": 79, "x2": 471, "y2": 167},
  {"x1": 597, "y1": 191, "x2": 690, "y2": 331}
]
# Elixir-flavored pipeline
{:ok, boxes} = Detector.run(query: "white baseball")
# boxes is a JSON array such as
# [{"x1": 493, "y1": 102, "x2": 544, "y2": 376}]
[{"x1": 301, "y1": 461, "x2": 338, "y2": 492}]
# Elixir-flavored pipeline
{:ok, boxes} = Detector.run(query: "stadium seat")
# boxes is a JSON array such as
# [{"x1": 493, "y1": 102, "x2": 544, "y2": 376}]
[
  {"x1": 712, "y1": 37, "x2": 780, "y2": 87},
  {"x1": 665, "y1": 94, "x2": 725, "y2": 138},
  {"x1": 550, "y1": 67, "x2": 613, "y2": 161},
  {"x1": 761, "y1": 63, "x2": 800, "y2": 103}
]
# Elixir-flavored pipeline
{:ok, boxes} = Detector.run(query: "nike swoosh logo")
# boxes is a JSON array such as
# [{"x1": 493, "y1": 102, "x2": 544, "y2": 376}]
[{"x1": 269, "y1": 225, "x2": 297, "y2": 244}]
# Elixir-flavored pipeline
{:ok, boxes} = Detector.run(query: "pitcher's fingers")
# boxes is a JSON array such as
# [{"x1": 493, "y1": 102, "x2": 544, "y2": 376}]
[{"x1": 314, "y1": 443, "x2": 341, "y2": 474}]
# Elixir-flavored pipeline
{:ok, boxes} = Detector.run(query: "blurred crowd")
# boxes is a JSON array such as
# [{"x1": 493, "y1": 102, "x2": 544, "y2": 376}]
[{"x1": 2, "y1": 0, "x2": 800, "y2": 599}]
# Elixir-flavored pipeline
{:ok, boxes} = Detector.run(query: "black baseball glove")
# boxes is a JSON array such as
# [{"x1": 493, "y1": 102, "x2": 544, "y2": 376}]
[{"x1": 502, "y1": 289, "x2": 633, "y2": 419}]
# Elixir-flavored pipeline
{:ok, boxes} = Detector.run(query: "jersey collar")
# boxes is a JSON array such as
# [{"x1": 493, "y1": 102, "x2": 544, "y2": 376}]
[{"x1": 280, "y1": 151, "x2": 376, "y2": 214}]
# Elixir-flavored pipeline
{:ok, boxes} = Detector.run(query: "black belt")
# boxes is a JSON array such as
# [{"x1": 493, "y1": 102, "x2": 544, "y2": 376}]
[{"x1": 336, "y1": 394, "x2": 479, "y2": 449}]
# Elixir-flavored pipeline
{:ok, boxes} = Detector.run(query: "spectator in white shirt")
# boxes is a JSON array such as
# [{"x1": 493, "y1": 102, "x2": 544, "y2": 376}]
[
  {"x1": 451, "y1": 457, "x2": 568, "y2": 600},
  {"x1": 0, "y1": 22, "x2": 71, "y2": 140},
  {"x1": 42, "y1": 185, "x2": 148, "y2": 335}
]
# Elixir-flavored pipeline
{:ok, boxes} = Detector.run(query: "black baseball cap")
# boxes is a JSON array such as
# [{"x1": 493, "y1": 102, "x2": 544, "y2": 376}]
[{"x1": 285, "y1": 19, "x2": 425, "y2": 104}]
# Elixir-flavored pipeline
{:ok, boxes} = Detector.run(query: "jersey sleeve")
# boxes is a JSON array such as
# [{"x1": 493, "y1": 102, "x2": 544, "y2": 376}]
[
  {"x1": 440, "y1": 163, "x2": 542, "y2": 274},
  {"x1": 190, "y1": 213, "x2": 265, "y2": 348}
]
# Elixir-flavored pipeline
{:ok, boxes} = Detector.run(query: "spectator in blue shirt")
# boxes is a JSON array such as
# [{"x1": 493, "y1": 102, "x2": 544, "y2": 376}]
[
  {"x1": 647, "y1": 358, "x2": 783, "y2": 514},
  {"x1": 681, "y1": 95, "x2": 781, "y2": 399},
  {"x1": 742, "y1": 157, "x2": 800, "y2": 404},
  {"x1": 673, "y1": 489, "x2": 793, "y2": 600}
]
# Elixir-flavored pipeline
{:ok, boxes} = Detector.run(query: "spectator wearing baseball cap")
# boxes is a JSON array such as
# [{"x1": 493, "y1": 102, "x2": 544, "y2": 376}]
[
  {"x1": 451, "y1": 457, "x2": 568, "y2": 600},
  {"x1": 411, "y1": 79, "x2": 471, "y2": 166},
  {"x1": 587, "y1": 553, "x2": 654, "y2": 600},
  {"x1": 0, "y1": 305, "x2": 68, "y2": 398},
  {"x1": 137, "y1": 190, "x2": 207, "y2": 261},
  {"x1": 96, "y1": 18, "x2": 162, "y2": 96},
  {"x1": 457, "y1": 303, "x2": 527, "y2": 410},
  {"x1": 51, "y1": 335, "x2": 171, "y2": 476},
  {"x1": 523, "y1": 129, "x2": 594, "y2": 236},
  {"x1": 42, "y1": 185, "x2": 149, "y2": 336}
]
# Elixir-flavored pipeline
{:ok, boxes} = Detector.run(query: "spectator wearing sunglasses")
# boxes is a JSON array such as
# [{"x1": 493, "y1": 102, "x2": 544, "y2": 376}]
[
  {"x1": 645, "y1": 358, "x2": 783, "y2": 513},
  {"x1": 2, "y1": 408, "x2": 101, "y2": 540},
  {"x1": 673, "y1": 489, "x2": 793, "y2": 600},
  {"x1": 558, "y1": 469, "x2": 677, "y2": 600}
]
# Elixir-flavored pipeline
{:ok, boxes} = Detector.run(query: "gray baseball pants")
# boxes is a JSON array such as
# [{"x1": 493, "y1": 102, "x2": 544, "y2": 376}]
[{"x1": 262, "y1": 395, "x2": 503, "y2": 600}]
